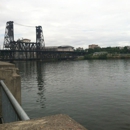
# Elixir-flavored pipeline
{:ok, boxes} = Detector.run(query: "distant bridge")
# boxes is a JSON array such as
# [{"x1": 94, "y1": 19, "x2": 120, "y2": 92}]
[
  {"x1": 0, "y1": 49, "x2": 86, "y2": 61},
  {"x1": 3, "y1": 21, "x2": 45, "y2": 50},
  {"x1": 0, "y1": 21, "x2": 86, "y2": 61}
]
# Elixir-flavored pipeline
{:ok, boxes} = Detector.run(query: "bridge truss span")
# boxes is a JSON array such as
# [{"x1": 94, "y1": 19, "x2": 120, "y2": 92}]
[
  {"x1": 1, "y1": 21, "x2": 86, "y2": 61},
  {"x1": 3, "y1": 21, "x2": 45, "y2": 50},
  {"x1": 10, "y1": 41, "x2": 41, "y2": 51}
]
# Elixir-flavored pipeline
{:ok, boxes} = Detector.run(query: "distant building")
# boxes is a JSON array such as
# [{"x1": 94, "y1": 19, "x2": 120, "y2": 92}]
[
  {"x1": 17, "y1": 38, "x2": 31, "y2": 43},
  {"x1": 126, "y1": 46, "x2": 130, "y2": 50},
  {"x1": 119, "y1": 47, "x2": 124, "y2": 50},
  {"x1": 57, "y1": 46, "x2": 74, "y2": 51},
  {"x1": 44, "y1": 46, "x2": 58, "y2": 51},
  {"x1": 119, "y1": 46, "x2": 130, "y2": 50},
  {"x1": 89, "y1": 44, "x2": 100, "y2": 49},
  {"x1": 76, "y1": 47, "x2": 84, "y2": 51},
  {"x1": 44, "y1": 45, "x2": 74, "y2": 52},
  {"x1": 93, "y1": 51, "x2": 107, "y2": 56}
]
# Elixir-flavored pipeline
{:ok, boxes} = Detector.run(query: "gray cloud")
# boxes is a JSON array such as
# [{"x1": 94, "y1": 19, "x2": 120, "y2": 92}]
[{"x1": 0, "y1": 0, "x2": 130, "y2": 49}]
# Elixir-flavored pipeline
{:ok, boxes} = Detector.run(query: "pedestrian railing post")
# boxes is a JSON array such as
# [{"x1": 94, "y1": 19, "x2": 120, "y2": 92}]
[{"x1": 0, "y1": 80, "x2": 30, "y2": 123}]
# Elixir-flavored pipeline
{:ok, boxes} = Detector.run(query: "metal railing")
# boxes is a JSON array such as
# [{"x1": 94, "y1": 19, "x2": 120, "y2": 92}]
[{"x1": 0, "y1": 80, "x2": 30, "y2": 123}]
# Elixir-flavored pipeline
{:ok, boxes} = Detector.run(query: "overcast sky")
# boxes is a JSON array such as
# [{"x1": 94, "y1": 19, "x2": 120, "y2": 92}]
[{"x1": 0, "y1": 0, "x2": 130, "y2": 49}]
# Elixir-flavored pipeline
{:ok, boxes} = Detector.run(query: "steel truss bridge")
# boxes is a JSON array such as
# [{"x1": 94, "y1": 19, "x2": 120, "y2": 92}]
[
  {"x1": 0, "y1": 50, "x2": 86, "y2": 61},
  {"x1": 0, "y1": 21, "x2": 86, "y2": 61}
]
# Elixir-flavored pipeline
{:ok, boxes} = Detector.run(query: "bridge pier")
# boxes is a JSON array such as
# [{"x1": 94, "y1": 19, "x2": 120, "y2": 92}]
[{"x1": 0, "y1": 61, "x2": 21, "y2": 117}]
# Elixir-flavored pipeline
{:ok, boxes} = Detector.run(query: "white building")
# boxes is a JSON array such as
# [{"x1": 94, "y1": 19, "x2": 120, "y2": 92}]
[
  {"x1": 17, "y1": 38, "x2": 31, "y2": 43},
  {"x1": 57, "y1": 46, "x2": 74, "y2": 51}
]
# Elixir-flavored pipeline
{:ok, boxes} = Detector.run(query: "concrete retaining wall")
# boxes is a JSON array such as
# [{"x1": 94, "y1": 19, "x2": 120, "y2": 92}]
[
  {"x1": 0, "y1": 114, "x2": 87, "y2": 130},
  {"x1": 0, "y1": 61, "x2": 21, "y2": 116}
]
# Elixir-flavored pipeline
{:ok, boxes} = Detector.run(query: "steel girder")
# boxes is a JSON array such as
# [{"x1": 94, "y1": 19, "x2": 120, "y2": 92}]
[{"x1": 3, "y1": 21, "x2": 14, "y2": 49}]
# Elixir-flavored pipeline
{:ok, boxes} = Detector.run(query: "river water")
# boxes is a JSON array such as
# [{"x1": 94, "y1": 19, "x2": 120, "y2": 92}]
[{"x1": 15, "y1": 60, "x2": 130, "y2": 130}]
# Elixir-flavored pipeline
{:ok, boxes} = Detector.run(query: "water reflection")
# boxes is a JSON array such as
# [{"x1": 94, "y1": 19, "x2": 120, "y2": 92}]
[
  {"x1": 15, "y1": 61, "x2": 46, "y2": 108},
  {"x1": 36, "y1": 61, "x2": 46, "y2": 108},
  {"x1": 15, "y1": 61, "x2": 36, "y2": 78}
]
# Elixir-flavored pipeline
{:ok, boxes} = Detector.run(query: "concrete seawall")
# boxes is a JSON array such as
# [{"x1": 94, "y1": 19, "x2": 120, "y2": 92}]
[{"x1": 0, "y1": 61, "x2": 21, "y2": 117}]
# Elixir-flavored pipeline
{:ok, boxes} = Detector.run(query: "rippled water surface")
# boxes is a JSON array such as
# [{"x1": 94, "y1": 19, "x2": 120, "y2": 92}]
[{"x1": 15, "y1": 60, "x2": 130, "y2": 130}]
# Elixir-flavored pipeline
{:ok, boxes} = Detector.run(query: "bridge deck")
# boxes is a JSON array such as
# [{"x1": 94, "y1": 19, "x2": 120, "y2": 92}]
[{"x1": 0, "y1": 50, "x2": 86, "y2": 61}]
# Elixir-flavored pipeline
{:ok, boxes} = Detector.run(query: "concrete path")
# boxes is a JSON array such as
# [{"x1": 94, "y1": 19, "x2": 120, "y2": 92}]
[{"x1": 0, "y1": 114, "x2": 88, "y2": 130}]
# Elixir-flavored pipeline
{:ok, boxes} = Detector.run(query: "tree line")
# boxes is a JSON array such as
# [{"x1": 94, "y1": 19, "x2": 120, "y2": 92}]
[{"x1": 75, "y1": 46, "x2": 130, "y2": 54}]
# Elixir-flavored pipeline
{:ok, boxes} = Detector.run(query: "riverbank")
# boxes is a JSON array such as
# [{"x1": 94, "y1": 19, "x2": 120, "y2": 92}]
[{"x1": 84, "y1": 53, "x2": 130, "y2": 59}]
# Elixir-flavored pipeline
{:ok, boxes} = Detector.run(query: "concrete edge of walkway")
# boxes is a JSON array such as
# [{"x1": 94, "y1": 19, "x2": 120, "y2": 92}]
[{"x1": 0, "y1": 114, "x2": 88, "y2": 130}]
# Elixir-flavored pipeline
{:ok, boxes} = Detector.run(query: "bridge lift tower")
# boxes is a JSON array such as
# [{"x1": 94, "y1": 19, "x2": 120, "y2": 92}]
[
  {"x1": 3, "y1": 21, "x2": 45, "y2": 50},
  {"x1": 3, "y1": 21, "x2": 14, "y2": 49}
]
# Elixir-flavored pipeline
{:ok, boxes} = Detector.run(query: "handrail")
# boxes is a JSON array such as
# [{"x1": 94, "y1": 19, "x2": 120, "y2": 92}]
[{"x1": 0, "y1": 80, "x2": 30, "y2": 121}]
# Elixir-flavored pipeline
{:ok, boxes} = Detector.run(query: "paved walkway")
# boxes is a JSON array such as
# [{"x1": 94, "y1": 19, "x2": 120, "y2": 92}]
[{"x1": 0, "y1": 114, "x2": 88, "y2": 130}]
